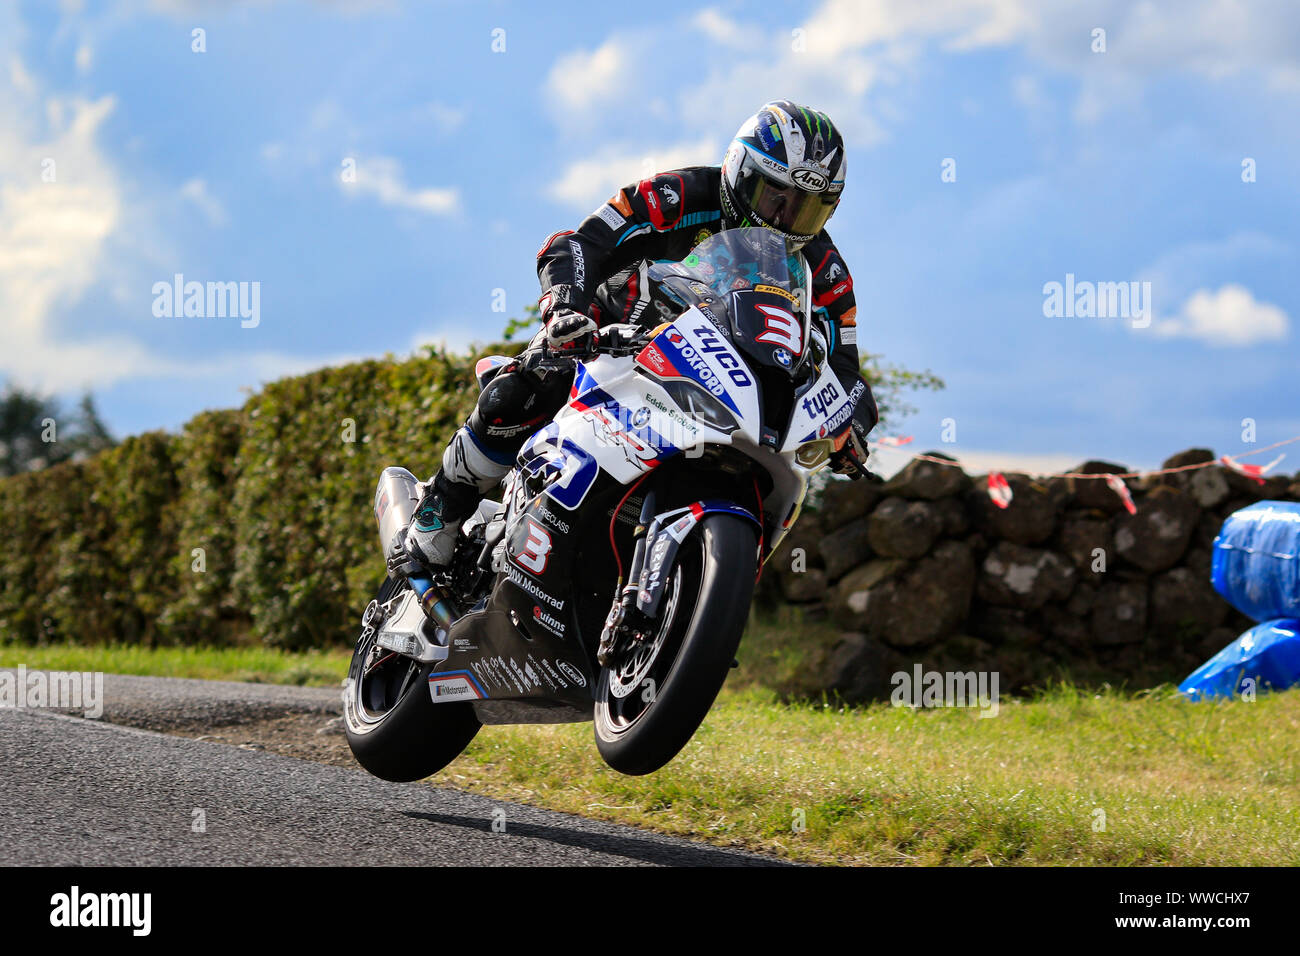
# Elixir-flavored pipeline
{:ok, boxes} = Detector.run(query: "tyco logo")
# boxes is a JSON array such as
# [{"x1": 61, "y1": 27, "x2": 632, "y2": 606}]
[
  {"x1": 691, "y1": 324, "x2": 753, "y2": 387},
  {"x1": 801, "y1": 381, "x2": 840, "y2": 418}
]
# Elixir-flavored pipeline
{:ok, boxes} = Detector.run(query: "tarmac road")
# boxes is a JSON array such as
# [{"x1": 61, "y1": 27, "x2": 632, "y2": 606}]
[{"x1": 0, "y1": 671, "x2": 784, "y2": 866}]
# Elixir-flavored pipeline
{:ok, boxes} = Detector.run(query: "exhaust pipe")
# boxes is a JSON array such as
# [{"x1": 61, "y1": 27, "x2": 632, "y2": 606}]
[
  {"x1": 374, "y1": 467, "x2": 422, "y2": 563},
  {"x1": 373, "y1": 466, "x2": 454, "y2": 630}
]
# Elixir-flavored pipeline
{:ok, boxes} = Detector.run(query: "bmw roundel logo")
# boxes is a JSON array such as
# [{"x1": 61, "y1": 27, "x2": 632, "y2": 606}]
[
  {"x1": 632, "y1": 406, "x2": 651, "y2": 427},
  {"x1": 773, "y1": 348, "x2": 792, "y2": 367}
]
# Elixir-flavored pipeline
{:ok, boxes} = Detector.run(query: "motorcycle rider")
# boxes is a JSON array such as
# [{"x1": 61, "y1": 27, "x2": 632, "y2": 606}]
[{"x1": 395, "y1": 100, "x2": 879, "y2": 577}]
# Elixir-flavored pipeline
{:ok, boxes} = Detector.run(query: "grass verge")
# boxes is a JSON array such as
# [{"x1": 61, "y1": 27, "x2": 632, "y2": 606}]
[
  {"x1": 0, "y1": 642, "x2": 350, "y2": 687},
  {"x1": 4, "y1": 630, "x2": 1296, "y2": 865},
  {"x1": 449, "y1": 681, "x2": 1300, "y2": 865}
]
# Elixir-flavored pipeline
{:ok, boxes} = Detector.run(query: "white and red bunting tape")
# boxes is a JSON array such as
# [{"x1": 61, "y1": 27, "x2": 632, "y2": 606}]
[
  {"x1": 1105, "y1": 474, "x2": 1137, "y2": 515},
  {"x1": 1220, "y1": 453, "x2": 1286, "y2": 486},
  {"x1": 987, "y1": 472, "x2": 1013, "y2": 509},
  {"x1": 866, "y1": 434, "x2": 1299, "y2": 515}
]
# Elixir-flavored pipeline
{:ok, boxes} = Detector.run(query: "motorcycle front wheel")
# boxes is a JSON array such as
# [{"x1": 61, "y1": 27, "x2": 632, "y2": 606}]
[
  {"x1": 593, "y1": 514, "x2": 758, "y2": 775},
  {"x1": 343, "y1": 576, "x2": 481, "y2": 782}
]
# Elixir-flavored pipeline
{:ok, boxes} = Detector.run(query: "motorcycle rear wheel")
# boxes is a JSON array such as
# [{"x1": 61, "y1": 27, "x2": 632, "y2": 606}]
[
  {"x1": 343, "y1": 576, "x2": 481, "y2": 782},
  {"x1": 593, "y1": 514, "x2": 758, "y2": 775}
]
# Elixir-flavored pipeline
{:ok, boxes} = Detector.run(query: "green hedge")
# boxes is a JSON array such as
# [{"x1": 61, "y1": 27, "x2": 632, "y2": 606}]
[{"x1": 0, "y1": 345, "x2": 517, "y2": 648}]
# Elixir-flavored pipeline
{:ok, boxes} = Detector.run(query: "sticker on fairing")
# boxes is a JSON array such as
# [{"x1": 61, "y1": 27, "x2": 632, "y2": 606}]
[
  {"x1": 581, "y1": 405, "x2": 673, "y2": 466},
  {"x1": 428, "y1": 672, "x2": 485, "y2": 701},
  {"x1": 653, "y1": 326, "x2": 745, "y2": 414},
  {"x1": 795, "y1": 378, "x2": 864, "y2": 443},
  {"x1": 637, "y1": 501, "x2": 759, "y2": 615},
  {"x1": 518, "y1": 425, "x2": 601, "y2": 511}
]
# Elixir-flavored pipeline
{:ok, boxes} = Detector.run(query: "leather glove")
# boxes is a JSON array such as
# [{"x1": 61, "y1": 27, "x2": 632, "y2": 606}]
[
  {"x1": 829, "y1": 416, "x2": 880, "y2": 481},
  {"x1": 544, "y1": 309, "x2": 599, "y2": 354},
  {"x1": 596, "y1": 323, "x2": 646, "y2": 352}
]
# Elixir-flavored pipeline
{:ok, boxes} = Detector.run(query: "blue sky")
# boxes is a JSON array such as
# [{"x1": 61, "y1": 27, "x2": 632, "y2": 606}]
[{"x1": 3, "y1": 0, "x2": 1298, "y2": 475}]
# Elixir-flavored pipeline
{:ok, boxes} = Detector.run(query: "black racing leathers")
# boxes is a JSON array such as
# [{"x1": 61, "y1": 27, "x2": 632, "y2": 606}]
[{"x1": 472, "y1": 165, "x2": 876, "y2": 462}]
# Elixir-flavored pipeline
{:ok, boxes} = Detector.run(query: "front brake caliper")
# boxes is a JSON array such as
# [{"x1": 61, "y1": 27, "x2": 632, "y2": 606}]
[
  {"x1": 596, "y1": 598, "x2": 625, "y2": 667},
  {"x1": 597, "y1": 592, "x2": 654, "y2": 666}
]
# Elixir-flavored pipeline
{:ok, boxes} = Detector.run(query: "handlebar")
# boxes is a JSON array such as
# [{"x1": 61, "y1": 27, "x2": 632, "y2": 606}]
[{"x1": 529, "y1": 327, "x2": 652, "y2": 370}]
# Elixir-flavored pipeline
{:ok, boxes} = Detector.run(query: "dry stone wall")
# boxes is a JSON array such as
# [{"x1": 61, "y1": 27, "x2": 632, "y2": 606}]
[{"x1": 760, "y1": 449, "x2": 1300, "y2": 701}]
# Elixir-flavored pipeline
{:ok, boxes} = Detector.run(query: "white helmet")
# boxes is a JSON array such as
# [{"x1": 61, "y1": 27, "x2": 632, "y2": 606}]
[{"x1": 720, "y1": 100, "x2": 847, "y2": 250}]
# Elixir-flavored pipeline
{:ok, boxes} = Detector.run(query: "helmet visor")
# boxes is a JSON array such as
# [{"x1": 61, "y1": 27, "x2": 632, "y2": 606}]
[{"x1": 736, "y1": 168, "x2": 838, "y2": 238}]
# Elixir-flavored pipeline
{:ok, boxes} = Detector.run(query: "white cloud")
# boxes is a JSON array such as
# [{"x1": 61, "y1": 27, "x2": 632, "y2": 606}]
[
  {"x1": 179, "y1": 177, "x2": 227, "y2": 226},
  {"x1": 572, "y1": 0, "x2": 1008, "y2": 171},
  {"x1": 546, "y1": 38, "x2": 629, "y2": 114},
  {"x1": 691, "y1": 9, "x2": 763, "y2": 49},
  {"x1": 543, "y1": 0, "x2": 971, "y2": 209},
  {"x1": 1154, "y1": 285, "x2": 1289, "y2": 347},
  {"x1": 1095, "y1": 0, "x2": 1300, "y2": 82},
  {"x1": 1013, "y1": 0, "x2": 1300, "y2": 119},
  {"x1": 8, "y1": 57, "x2": 36, "y2": 95},
  {"x1": 799, "y1": 0, "x2": 1032, "y2": 59},
  {"x1": 1139, "y1": 233, "x2": 1291, "y2": 300},
  {"x1": 1011, "y1": 73, "x2": 1044, "y2": 110},
  {"x1": 1070, "y1": 81, "x2": 1109, "y2": 126},
  {"x1": 260, "y1": 96, "x2": 464, "y2": 218},
  {"x1": 0, "y1": 86, "x2": 124, "y2": 387},
  {"x1": 308, "y1": 97, "x2": 345, "y2": 132},
  {"x1": 549, "y1": 138, "x2": 719, "y2": 211},
  {"x1": 341, "y1": 155, "x2": 459, "y2": 216},
  {"x1": 259, "y1": 99, "x2": 463, "y2": 220},
  {"x1": 789, "y1": 0, "x2": 1300, "y2": 139},
  {"x1": 552, "y1": 0, "x2": 1300, "y2": 188},
  {"x1": 533, "y1": 2, "x2": 1073, "y2": 206},
  {"x1": 409, "y1": 324, "x2": 488, "y2": 356},
  {"x1": 75, "y1": 44, "x2": 92, "y2": 73},
  {"x1": 422, "y1": 101, "x2": 466, "y2": 129},
  {"x1": 0, "y1": 55, "x2": 361, "y2": 395}
]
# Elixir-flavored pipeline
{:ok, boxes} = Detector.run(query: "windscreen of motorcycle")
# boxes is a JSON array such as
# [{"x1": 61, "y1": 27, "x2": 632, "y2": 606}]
[{"x1": 646, "y1": 227, "x2": 812, "y2": 376}]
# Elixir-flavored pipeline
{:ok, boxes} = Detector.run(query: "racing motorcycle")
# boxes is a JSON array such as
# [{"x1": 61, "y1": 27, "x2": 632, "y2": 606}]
[{"x1": 344, "y1": 228, "x2": 867, "y2": 780}]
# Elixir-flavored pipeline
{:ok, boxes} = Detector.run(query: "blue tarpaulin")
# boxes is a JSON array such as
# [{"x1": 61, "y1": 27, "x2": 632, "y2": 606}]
[
  {"x1": 1211, "y1": 500, "x2": 1300, "y2": 622},
  {"x1": 1183, "y1": 501, "x2": 1300, "y2": 699},
  {"x1": 1179, "y1": 618, "x2": 1300, "y2": 700}
]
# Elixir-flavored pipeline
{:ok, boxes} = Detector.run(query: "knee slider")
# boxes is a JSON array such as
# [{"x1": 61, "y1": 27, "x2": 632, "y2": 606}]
[{"x1": 468, "y1": 368, "x2": 560, "y2": 447}]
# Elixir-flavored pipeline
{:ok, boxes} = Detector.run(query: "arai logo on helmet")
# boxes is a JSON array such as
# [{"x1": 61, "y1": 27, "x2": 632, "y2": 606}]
[{"x1": 791, "y1": 166, "x2": 829, "y2": 192}]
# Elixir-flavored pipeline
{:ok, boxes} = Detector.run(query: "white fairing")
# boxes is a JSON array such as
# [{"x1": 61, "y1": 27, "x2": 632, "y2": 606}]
[
  {"x1": 779, "y1": 359, "x2": 863, "y2": 453},
  {"x1": 517, "y1": 301, "x2": 856, "y2": 558},
  {"x1": 512, "y1": 227, "x2": 865, "y2": 556}
]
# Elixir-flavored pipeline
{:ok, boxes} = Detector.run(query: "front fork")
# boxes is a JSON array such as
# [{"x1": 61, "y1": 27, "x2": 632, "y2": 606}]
[
  {"x1": 597, "y1": 487, "x2": 658, "y2": 666},
  {"x1": 595, "y1": 490, "x2": 764, "y2": 667}
]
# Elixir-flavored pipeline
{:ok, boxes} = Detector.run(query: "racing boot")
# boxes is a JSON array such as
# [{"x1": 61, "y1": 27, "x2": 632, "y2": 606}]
[
  {"x1": 401, "y1": 471, "x2": 480, "y2": 572},
  {"x1": 397, "y1": 426, "x2": 512, "y2": 575}
]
